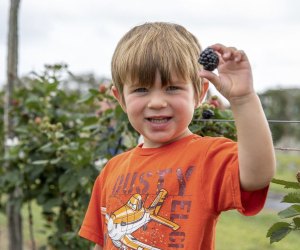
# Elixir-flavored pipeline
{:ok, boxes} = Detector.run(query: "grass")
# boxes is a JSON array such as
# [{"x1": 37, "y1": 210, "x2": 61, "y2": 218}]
[
  {"x1": 271, "y1": 152, "x2": 300, "y2": 193},
  {"x1": 0, "y1": 152, "x2": 299, "y2": 249},
  {"x1": 216, "y1": 210, "x2": 300, "y2": 250},
  {"x1": 0, "y1": 201, "x2": 49, "y2": 249},
  {"x1": 216, "y1": 151, "x2": 300, "y2": 250}
]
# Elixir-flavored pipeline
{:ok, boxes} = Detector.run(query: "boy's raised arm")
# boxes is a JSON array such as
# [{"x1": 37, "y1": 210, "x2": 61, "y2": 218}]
[
  {"x1": 229, "y1": 93, "x2": 276, "y2": 191},
  {"x1": 199, "y1": 44, "x2": 276, "y2": 191}
]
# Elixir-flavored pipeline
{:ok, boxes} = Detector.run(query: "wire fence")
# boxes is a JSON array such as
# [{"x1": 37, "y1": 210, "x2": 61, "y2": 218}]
[
  {"x1": 197, "y1": 119, "x2": 300, "y2": 124},
  {"x1": 196, "y1": 118, "x2": 300, "y2": 152}
]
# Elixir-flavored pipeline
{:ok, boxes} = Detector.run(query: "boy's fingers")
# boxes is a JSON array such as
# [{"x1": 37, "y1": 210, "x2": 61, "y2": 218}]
[
  {"x1": 210, "y1": 43, "x2": 231, "y2": 56},
  {"x1": 199, "y1": 70, "x2": 222, "y2": 92},
  {"x1": 222, "y1": 47, "x2": 237, "y2": 60},
  {"x1": 210, "y1": 44, "x2": 247, "y2": 62},
  {"x1": 234, "y1": 50, "x2": 247, "y2": 62}
]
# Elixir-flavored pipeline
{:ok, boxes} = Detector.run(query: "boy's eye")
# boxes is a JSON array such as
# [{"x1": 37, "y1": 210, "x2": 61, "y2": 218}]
[
  {"x1": 133, "y1": 87, "x2": 148, "y2": 93},
  {"x1": 166, "y1": 86, "x2": 180, "y2": 91}
]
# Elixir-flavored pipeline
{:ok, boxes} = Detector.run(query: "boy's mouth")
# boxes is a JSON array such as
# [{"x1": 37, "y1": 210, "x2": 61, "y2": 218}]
[{"x1": 146, "y1": 117, "x2": 171, "y2": 123}]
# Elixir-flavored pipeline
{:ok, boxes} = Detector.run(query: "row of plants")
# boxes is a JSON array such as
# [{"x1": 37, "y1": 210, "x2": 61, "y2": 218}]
[
  {"x1": 0, "y1": 64, "x2": 133, "y2": 249},
  {"x1": 0, "y1": 64, "x2": 299, "y2": 248}
]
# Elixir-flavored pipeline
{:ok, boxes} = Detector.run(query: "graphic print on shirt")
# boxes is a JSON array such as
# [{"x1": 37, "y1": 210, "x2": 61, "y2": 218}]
[{"x1": 101, "y1": 189, "x2": 179, "y2": 249}]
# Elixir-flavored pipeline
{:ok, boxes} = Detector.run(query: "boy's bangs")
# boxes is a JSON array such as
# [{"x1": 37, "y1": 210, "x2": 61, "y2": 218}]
[{"x1": 128, "y1": 41, "x2": 189, "y2": 88}]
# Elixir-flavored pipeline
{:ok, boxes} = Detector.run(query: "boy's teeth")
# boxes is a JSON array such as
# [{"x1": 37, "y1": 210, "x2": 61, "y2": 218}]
[{"x1": 149, "y1": 118, "x2": 169, "y2": 123}]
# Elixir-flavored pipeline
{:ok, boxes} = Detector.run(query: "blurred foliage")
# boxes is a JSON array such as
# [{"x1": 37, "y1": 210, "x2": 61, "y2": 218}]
[
  {"x1": 0, "y1": 64, "x2": 136, "y2": 249},
  {"x1": 259, "y1": 89, "x2": 300, "y2": 143}
]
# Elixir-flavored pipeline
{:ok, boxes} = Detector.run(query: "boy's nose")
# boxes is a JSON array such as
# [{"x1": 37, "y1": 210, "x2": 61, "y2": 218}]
[{"x1": 147, "y1": 94, "x2": 167, "y2": 109}]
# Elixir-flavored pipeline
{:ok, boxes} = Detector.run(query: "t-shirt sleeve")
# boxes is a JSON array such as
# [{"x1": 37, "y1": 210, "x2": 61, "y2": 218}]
[
  {"x1": 238, "y1": 185, "x2": 269, "y2": 216},
  {"x1": 202, "y1": 137, "x2": 269, "y2": 216},
  {"x1": 78, "y1": 175, "x2": 104, "y2": 246}
]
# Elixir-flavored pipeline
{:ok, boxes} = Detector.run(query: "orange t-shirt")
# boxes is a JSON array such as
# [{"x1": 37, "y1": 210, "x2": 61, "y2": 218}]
[{"x1": 79, "y1": 134, "x2": 268, "y2": 249}]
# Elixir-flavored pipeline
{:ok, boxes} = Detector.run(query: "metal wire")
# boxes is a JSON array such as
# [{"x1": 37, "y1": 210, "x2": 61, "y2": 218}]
[
  {"x1": 275, "y1": 147, "x2": 300, "y2": 152},
  {"x1": 196, "y1": 119, "x2": 300, "y2": 124},
  {"x1": 196, "y1": 118, "x2": 300, "y2": 152}
]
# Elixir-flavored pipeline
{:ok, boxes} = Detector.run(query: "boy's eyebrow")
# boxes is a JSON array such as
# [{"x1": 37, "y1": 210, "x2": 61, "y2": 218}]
[
  {"x1": 169, "y1": 78, "x2": 189, "y2": 84},
  {"x1": 126, "y1": 80, "x2": 144, "y2": 87},
  {"x1": 169, "y1": 75, "x2": 190, "y2": 84}
]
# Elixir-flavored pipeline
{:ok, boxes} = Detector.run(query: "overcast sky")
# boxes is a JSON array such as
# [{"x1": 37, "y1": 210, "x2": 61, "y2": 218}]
[{"x1": 1, "y1": 0, "x2": 300, "y2": 93}]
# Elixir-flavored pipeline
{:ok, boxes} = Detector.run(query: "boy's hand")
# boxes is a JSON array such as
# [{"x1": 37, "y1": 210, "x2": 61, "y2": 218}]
[
  {"x1": 200, "y1": 45, "x2": 275, "y2": 191},
  {"x1": 199, "y1": 44, "x2": 254, "y2": 103}
]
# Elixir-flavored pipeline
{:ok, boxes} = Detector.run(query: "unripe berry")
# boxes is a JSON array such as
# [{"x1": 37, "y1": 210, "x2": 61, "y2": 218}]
[
  {"x1": 209, "y1": 99, "x2": 220, "y2": 108},
  {"x1": 34, "y1": 117, "x2": 42, "y2": 125},
  {"x1": 12, "y1": 99, "x2": 20, "y2": 106},
  {"x1": 99, "y1": 84, "x2": 107, "y2": 93}
]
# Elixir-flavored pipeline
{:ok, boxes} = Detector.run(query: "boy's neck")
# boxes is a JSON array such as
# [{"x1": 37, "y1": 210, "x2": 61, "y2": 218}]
[{"x1": 141, "y1": 129, "x2": 193, "y2": 148}]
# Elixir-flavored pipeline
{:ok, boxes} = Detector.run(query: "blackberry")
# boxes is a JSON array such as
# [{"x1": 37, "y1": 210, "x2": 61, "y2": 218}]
[
  {"x1": 198, "y1": 48, "x2": 219, "y2": 71},
  {"x1": 202, "y1": 109, "x2": 214, "y2": 119}
]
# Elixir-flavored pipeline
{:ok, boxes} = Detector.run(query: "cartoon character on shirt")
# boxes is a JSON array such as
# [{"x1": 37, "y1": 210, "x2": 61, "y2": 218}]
[{"x1": 101, "y1": 189, "x2": 179, "y2": 249}]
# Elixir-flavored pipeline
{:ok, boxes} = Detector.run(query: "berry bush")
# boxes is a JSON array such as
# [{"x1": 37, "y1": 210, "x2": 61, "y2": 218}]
[{"x1": 0, "y1": 65, "x2": 136, "y2": 249}]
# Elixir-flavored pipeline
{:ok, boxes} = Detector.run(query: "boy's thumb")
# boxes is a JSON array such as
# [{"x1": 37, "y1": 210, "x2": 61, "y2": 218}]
[{"x1": 199, "y1": 70, "x2": 221, "y2": 91}]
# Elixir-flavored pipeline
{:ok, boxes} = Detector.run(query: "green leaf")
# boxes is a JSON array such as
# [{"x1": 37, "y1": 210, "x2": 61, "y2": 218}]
[
  {"x1": 114, "y1": 105, "x2": 125, "y2": 118},
  {"x1": 82, "y1": 124, "x2": 99, "y2": 131},
  {"x1": 59, "y1": 173, "x2": 79, "y2": 193},
  {"x1": 61, "y1": 232, "x2": 76, "y2": 242},
  {"x1": 39, "y1": 142, "x2": 54, "y2": 152},
  {"x1": 25, "y1": 96, "x2": 40, "y2": 109},
  {"x1": 82, "y1": 116, "x2": 98, "y2": 126},
  {"x1": 278, "y1": 204, "x2": 300, "y2": 218},
  {"x1": 32, "y1": 160, "x2": 49, "y2": 165},
  {"x1": 50, "y1": 158, "x2": 61, "y2": 164},
  {"x1": 55, "y1": 131, "x2": 64, "y2": 139},
  {"x1": 293, "y1": 217, "x2": 300, "y2": 228},
  {"x1": 58, "y1": 144, "x2": 69, "y2": 151},
  {"x1": 14, "y1": 127, "x2": 30, "y2": 134},
  {"x1": 89, "y1": 89, "x2": 100, "y2": 95},
  {"x1": 77, "y1": 89, "x2": 99, "y2": 104},
  {"x1": 282, "y1": 192, "x2": 300, "y2": 203},
  {"x1": 272, "y1": 178, "x2": 300, "y2": 189},
  {"x1": 42, "y1": 198, "x2": 62, "y2": 212},
  {"x1": 28, "y1": 163, "x2": 46, "y2": 178},
  {"x1": 266, "y1": 222, "x2": 292, "y2": 243},
  {"x1": 77, "y1": 92, "x2": 94, "y2": 104},
  {"x1": 45, "y1": 81, "x2": 59, "y2": 93}
]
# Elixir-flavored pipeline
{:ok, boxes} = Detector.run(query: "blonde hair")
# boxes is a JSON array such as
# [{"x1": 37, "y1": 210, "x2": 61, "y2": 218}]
[{"x1": 111, "y1": 22, "x2": 203, "y2": 98}]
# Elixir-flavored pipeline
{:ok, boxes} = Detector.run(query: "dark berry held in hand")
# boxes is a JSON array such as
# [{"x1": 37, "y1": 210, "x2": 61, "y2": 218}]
[
  {"x1": 202, "y1": 109, "x2": 214, "y2": 119},
  {"x1": 198, "y1": 48, "x2": 219, "y2": 71}
]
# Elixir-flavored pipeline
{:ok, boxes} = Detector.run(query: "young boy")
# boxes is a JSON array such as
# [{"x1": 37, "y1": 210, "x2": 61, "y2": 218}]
[{"x1": 79, "y1": 22, "x2": 276, "y2": 250}]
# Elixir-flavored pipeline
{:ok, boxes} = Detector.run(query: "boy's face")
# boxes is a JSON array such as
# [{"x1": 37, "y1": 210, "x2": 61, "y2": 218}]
[{"x1": 113, "y1": 71, "x2": 205, "y2": 148}]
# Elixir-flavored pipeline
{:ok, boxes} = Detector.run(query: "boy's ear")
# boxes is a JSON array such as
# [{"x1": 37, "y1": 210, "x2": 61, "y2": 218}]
[
  {"x1": 111, "y1": 86, "x2": 127, "y2": 112},
  {"x1": 195, "y1": 80, "x2": 209, "y2": 108}
]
